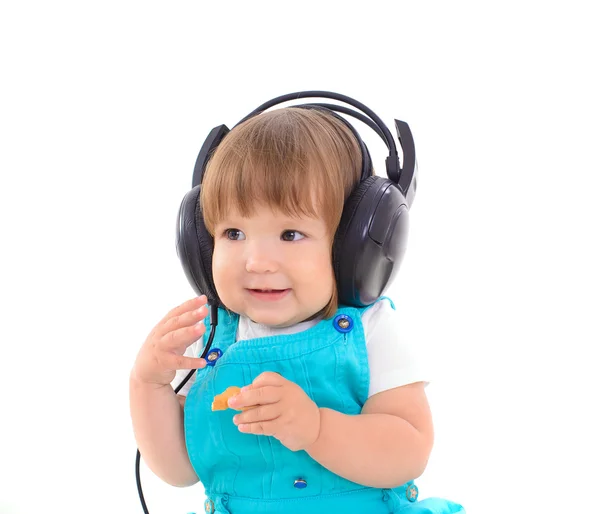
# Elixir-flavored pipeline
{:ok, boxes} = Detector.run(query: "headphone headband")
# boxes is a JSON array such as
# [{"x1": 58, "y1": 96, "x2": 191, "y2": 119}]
[
  {"x1": 298, "y1": 103, "x2": 387, "y2": 142},
  {"x1": 234, "y1": 91, "x2": 396, "y2": 153},
  {"x1": 291, "y1": 104, "x2": 373, "y2": 183},
  {"x1": 192, "y1": 91, "x2": 416, "y2": 204}
]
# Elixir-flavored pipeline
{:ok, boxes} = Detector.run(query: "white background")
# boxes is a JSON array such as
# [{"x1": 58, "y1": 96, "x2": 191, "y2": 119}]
[{"x1": 1, "y1": 1, "x2": 599, "y2": 513}]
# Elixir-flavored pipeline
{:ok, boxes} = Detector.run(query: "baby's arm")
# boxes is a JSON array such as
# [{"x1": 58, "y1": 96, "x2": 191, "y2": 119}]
[
  {"x1": 130, "y1": 375, "x2": 197, "y2": 486},
  {"x1": 306, "y1": 381, "x2": 433, "y2": 488},
  {"x1": 230, "y1": 372, "x2": 432, "y2": 489},
  {"x1": 129, "y1": 296, "x2": 208, "y2": 487}
]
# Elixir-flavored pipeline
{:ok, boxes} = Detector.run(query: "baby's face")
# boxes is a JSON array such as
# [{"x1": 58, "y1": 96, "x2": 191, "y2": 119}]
[{"x1": 212, "y1": 204, "x2": 334, "y2": 327}]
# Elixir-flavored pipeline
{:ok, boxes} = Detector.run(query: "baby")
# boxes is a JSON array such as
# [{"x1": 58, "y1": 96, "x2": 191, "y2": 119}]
[{"x1": 130, "y1": 91, "x2": 464, "y2": 514}]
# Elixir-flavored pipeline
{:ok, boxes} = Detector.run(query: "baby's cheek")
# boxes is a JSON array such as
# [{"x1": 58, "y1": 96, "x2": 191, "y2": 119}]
[
  {"x1": 301, "y1": 259, "x2": 335, "y2": 303},
  {"x1": 212, "y1": 261, "x2": 239, "y2": 309}
]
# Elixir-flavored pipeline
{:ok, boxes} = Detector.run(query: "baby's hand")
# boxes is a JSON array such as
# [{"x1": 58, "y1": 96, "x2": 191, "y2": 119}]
[
  {"x1": 132, "y1": 295, "x2": 208, "y2": 387},
  {"x1": 228, "y1": 372, "x2": 321, "y2": 452}
]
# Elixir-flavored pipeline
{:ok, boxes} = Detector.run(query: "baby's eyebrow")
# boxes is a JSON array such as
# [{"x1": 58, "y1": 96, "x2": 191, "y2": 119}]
[{"x1": 214, "y1": 217, "x2": 243, "y2": 226}]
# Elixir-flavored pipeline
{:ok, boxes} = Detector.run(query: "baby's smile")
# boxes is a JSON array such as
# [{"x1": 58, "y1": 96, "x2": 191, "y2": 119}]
[{"x1": 246, "y1": 288, "x2": 291, "y2": 301}]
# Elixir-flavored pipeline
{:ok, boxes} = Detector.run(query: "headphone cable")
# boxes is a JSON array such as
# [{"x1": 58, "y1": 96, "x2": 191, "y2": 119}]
[{"x1": 135, "y1": 305, "x2": 219, "y2": 514}]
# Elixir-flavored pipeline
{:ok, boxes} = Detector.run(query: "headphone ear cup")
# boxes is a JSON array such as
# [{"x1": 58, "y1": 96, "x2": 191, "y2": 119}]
[
  {"x1": 175, "y1": 186, "x2": 220, "y2": 305},
  {"x1": 333, "y1": 176, "x2": 409, "y2": 306}
]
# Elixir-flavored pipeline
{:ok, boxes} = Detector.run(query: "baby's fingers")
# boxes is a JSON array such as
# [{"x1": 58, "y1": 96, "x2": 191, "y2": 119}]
[
  {"x1": 163, "y1": 353, "x2": 207, "y2": 371},
  {"x1": 158, "y1": 295, "x2": 208, "y2": 328},
  {"x1": 161, "y1": 319, "x2": 207, "y2": 352},
  {"x1": 158, "y1": 304, "x2": 209, "y2": 340}
]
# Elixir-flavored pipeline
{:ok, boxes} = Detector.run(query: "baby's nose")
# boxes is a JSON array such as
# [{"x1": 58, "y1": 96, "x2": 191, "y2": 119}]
[{"x1": 245, "y1": 245, "x2": 279, "y2": 273}]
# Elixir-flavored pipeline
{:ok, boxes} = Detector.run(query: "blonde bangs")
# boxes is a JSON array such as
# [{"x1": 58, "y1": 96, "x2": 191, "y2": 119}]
[{"x1": 200, "y1": 107, "x2": 362, "y2": 239}]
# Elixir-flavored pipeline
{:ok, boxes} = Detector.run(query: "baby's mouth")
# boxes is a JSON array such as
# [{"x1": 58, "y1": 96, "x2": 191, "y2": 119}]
[{"x1": 247, "y1": 288, "x2": 291, "y2": 301}]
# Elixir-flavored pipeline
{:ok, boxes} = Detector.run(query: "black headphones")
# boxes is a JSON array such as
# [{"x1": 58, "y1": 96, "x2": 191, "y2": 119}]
[{"x1": 175, "y1": 90, "x2": 417, "y2": 309}]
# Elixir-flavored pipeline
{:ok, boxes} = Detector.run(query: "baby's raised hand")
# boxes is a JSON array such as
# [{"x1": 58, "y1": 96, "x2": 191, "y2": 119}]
[
  {"x1": 228, "y1": 372, "x2": 321, "y2": 452},
  {"x1": 132, "y1": 295, "x2": 209, "y2": 387}
]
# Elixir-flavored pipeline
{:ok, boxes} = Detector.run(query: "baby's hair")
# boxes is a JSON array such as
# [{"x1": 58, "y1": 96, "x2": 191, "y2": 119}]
[{"x1": 201, "y1": 107, "x2": 365, "y2": 318}]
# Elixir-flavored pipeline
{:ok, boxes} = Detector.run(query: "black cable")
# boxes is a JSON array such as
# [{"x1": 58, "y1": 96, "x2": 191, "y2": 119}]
[
  {"x1": 135, "y1": 305, "x2": 219, "y2": 513},
  {"x1": 135, "y1": 450, "x2": 149, "y2": 514}
]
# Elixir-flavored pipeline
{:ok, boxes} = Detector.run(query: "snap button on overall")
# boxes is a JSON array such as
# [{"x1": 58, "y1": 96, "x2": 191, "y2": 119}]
[
  {"x1": 204, "y1": 498, "x2": 214, "y2": 513},
  {"x1": 206, "y1": 348, "x2": 223, "y2": 366},
  {"x1": 406, "y1": 483, "x2": 418, "y2": 502},
  {"x1": 294, "y1": 478, "x2": 307, "y2": 489},
  {"x1": 333, "y1": 314, "x2": 353, "y2": 333}
]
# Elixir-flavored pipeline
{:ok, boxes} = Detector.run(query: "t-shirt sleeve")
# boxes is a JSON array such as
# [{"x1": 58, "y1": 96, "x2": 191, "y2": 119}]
[
  {"x1": 170, "y1": 338, "x2": 202, "y2": 396},
  {"x1": 362, "y1": 299, "x2": 430, "y2": 398}
]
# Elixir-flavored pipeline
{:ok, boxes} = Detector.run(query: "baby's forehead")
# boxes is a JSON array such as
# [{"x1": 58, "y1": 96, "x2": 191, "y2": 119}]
[{"x1": 219, "y1": 203, "x2": 324, "y2": 223}]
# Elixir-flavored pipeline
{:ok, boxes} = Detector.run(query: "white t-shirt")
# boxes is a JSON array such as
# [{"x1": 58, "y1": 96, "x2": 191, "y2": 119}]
[{"x1": 173, "y1": 300, "x2": 428, "y2": 399}]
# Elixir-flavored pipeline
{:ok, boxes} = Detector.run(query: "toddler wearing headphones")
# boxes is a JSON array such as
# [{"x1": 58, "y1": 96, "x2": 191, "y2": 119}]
[{"x1": 130, "y1": 101, "x2": 464, "y2": 513}]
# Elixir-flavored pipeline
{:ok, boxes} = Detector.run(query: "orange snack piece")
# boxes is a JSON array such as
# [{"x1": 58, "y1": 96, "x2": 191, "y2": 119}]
[
  {"x1": 212, "y1": 386, "x2": 241, "y2": 411},
  {"x1": 212, "y1": 386, "x2": 256, "y2": 411}
]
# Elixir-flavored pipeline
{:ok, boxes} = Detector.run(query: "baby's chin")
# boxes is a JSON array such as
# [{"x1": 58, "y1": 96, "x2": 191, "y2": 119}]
[
  {"x1": 220, "y1": 293, "x2": 329, "y2": 327},
  {"x1": 246, "y1": 311, "x2": 302, "y2": 328}
]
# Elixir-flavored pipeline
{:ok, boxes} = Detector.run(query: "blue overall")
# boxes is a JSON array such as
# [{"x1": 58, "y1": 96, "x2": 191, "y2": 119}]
[{"x1": 184, "y1": 301, "x2": 465, "y2": 514}]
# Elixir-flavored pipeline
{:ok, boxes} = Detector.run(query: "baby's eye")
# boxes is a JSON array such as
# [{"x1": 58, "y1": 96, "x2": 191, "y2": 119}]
[
  {"x1": 281, "y1": 230, "x2": 305, "y2": 242},
  {"x1": 224, "y1": 229, "x2": 246, "y2": 241}
]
